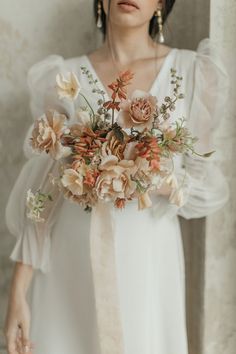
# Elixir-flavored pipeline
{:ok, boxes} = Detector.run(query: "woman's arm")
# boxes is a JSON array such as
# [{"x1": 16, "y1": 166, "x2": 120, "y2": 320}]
[{"x1": 4, "y1": 262, "x2": 34, "y2": 354}]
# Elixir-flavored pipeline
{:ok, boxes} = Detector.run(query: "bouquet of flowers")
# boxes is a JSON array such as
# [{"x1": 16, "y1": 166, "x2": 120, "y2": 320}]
[{"x1": 26, "y1": 64, "x2": 212, "y2": 222}]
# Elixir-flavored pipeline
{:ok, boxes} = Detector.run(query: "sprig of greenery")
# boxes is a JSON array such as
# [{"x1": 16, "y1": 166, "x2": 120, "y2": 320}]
[{"x1": 158, "y1": 68, "x2": 185, "y2": 121}]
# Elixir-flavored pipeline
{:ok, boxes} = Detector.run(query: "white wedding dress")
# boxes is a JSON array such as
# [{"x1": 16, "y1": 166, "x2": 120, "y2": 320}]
[{"x1": 5, "y1": 37, "x2": 229, "y2": 354}]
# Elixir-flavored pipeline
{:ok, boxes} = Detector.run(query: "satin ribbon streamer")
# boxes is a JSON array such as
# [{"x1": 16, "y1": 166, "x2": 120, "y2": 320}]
[{"x1": 89, "y1": 201, "x2": 125, "y2": 354}]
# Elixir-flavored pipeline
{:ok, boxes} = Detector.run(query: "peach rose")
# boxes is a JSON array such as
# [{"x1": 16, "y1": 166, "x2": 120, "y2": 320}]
[
  {"x1": 30, "y1": 109, "x2": 71, "y2": 160},
  {"x1": 95, "y1": 155, "x2": 137, "y2": 202},
  {"x1": 117, "y1": 89, "x2": 157, "y2": 131}
]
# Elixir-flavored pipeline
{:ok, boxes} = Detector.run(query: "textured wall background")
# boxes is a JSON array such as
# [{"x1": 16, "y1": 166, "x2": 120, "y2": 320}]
[
  {"x1": 0, "y1": 0, "x2": 212, "y2": 353},
  {"x1": 203, "y1": 1, "x2": 236, "y2": 353}
]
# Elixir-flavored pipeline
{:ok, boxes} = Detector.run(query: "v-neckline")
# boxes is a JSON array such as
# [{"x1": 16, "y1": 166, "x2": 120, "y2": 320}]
[{"x1": 82, "y1": 48, "x2": 177, "y2": 101}]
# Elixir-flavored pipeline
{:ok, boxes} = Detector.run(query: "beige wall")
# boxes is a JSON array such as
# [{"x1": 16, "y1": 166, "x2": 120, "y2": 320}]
[
  {"x1": 203, "y1": 1, "x2": 236, "y2": 353},
  {"x1": 0, "y1": 0, "x2": 220, "y2": 353}
]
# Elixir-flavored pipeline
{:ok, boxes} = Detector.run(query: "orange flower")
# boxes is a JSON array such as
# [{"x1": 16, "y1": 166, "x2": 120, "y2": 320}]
[
  {"x1": 135, "y1": 137, "x2": 160, "y2": 171},
  {"x1": 69, "y1": 127, "x2": 107, "y2": 159},
  {"x1": 84, "y1": 169, "x2": 99, "y2": 188},
  {"x1": 114, "y1": 198, "x2": 126, "y2": 209},
  {"x1": 108, "y1": 69, "x2": 134, "y2": 100},
  {"x1": 103, "y1": 70, "x2": 134, "y2": 113},
  {"x1": 101, "y1": 130, "x2": 128, "y2": 160}
]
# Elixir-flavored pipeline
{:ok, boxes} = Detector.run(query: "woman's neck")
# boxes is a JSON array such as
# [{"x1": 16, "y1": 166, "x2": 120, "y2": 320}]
[{"x1": 101, "y1": 23, "x2": 158, "y2": 66}]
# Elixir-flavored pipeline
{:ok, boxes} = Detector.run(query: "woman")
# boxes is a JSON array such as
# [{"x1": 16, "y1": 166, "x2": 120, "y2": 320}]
[{"x1": 4, "y1": 1, "x2": 229, "y2": 353}]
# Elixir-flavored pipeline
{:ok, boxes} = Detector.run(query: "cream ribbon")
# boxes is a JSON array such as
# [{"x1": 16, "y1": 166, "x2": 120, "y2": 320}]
[{"x1": 89, "y1": 201, "x2": 125, "y2": 354}]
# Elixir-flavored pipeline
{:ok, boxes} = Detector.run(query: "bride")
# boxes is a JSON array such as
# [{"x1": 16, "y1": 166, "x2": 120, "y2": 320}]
[{"x1": 4, "y1": 1, "x2": 229, "y2": 353}]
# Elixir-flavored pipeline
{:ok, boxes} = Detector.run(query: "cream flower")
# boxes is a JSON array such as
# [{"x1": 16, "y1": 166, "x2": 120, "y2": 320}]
[
  {"x1": 56, "y1": 71, "x2": 81, "y2": 100},
  {"x1": 117, "y1": 89, "x2": 157, "y2": 132},
  {"x1": 138, "y1": 191, "x2": 152, "y2": 210},
  {"x1": 156, "y1": 172, "x2": 184, "y2": 207},
  {"x1": 95, "y1": 155, "x2": 137, "y2": 202},
  {"x1": 156, "y1": 172, "x2": 178, "y2": 196},
  {"x1": 61, "y1": 168, "x2": 84, "y2": 196},
  {"x1": 30, "y1": 109, "x2": 71, "y2": 160},
  {"x1": 76, "y1": 108, "x2": 91, "y2": 127},
  {"x1": 169, "y1": 188, "x2": 184, "y2": 207}
]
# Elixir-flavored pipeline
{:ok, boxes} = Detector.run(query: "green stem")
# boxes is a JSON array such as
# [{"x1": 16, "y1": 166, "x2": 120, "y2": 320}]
[
  {"x1": 112, "y1": 108, "x2": 114, "y2": 126},
  {"x1": 79, "y1": 92, "x2": 95, "y2": 120}
]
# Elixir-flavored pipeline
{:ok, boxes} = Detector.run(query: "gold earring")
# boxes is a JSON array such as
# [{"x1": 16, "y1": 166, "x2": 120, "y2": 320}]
[
  {"x1": 96, "y1": 1, "x2": 103, "y2": 28},
  {"x1": 155, "y1": 9, "x2": 165, "y2": 43}
]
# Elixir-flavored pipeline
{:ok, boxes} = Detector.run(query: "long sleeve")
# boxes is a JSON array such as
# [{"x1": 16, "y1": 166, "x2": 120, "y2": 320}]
[
  {"x1": 151, "y1": 38, "x2": 230, "y2": 220},
  {"x1": 5, "y1": 55, "x2": 73, "y2": 272},
  {"x1": 177, "y1": 38, "x2": 230, "y2": 219}
]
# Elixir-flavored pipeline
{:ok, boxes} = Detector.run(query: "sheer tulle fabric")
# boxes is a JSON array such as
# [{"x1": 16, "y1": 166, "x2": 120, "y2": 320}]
[{"x1": 177, "y1": 38, "x2": 230, "y2": 219}]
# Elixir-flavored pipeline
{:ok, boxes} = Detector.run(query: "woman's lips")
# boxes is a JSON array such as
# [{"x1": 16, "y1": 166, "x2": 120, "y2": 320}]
[{"x1": 117, "y1": 1, "x2": 139, "y2": 12}]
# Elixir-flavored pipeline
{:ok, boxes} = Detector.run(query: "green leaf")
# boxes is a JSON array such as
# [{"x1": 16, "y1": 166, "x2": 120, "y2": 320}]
[
  {"x1": 113, "y1": 123, "x2": 124, "y2": 143},
  {"x1": 202, "y1": 150, "x2": 215, "y2": 157}
]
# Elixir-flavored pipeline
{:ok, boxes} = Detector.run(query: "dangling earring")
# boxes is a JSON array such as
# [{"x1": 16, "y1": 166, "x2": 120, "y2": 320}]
[
  {"x1": 96, "y1": 1, "x2": 103, "y2": 28},
  {"x1": 155, "y1": 9, "x2": 165, "y2": 43}
]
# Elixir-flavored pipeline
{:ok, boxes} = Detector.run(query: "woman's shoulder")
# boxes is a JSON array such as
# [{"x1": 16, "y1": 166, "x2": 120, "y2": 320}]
[
  {"x1": 170, "y1": 37, "x2": 229, "y2": 89},
  {"x1": 27, "y1": 53, "x2": 87, "y2": 84},
  {"x1": 174, "y1": 37, "x2": 224, "y2": 69}
]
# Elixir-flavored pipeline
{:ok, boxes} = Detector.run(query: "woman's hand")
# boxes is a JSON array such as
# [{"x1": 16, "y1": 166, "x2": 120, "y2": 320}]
[
  {"x1": 4, "y1": 295, "x2": 34, "y2": 353},
  {"x1": 4, "y1": 262, "x2": 34, "y2": 353}
]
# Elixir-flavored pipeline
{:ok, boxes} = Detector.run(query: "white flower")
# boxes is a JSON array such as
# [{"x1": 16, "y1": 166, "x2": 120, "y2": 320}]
[
  {"x1": 56, "y1": 71, "x2": 81, "y2": 100},
  {"x1": 61, "y1": 168, "x2": 84, "y2": 196},
  {"x1": 26, "y1": 189, "x2": 51, "y2": 222},
  {"x1": 76, "y1": 108, "x2": 91, "y2": 127}
]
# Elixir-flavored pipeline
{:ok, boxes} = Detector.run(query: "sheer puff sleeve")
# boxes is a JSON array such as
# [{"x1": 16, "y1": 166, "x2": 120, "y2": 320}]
[
  {"x1": 177, "y1": 37, "x2": 230, "y2": 219},
  {"x1": 23, "y1": 54, "x2": 75, "y2": 159},
  {"x1": 151, "y1": 38, "x2": 230, "y2": 220},
  {"x1": 5, "y1": 55, "x2": 73, "y2": 272}
]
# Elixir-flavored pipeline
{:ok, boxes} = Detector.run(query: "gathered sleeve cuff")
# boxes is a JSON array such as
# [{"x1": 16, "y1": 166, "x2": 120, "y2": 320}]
[{"x1": 5, "y1": 154, "x2": 62, "y2": 273}]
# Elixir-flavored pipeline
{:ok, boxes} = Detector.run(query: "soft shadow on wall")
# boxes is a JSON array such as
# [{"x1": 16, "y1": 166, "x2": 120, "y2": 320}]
[{"x1": 165, "y1": 1, "x2": 210, "y2": 354}]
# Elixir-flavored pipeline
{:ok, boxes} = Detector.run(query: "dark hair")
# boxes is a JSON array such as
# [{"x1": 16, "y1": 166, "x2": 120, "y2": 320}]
[{"x1": 93, "y1": 0, "x2": 176, "y2": 40}]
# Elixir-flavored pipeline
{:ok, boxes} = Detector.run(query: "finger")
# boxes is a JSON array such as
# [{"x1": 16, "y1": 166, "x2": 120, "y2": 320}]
[
  {"x1": 19, "y1": 321, "x2": 30, "y2": 345},
  {"x1": 6, "y1": 337, "x2": 18, "y2": 354},
  {"x1": 18, "y1": 323, "x2": 34, "y2": 353},
  {"x1": 5, "y1": 327, "x2": 18, "y2": 354}
]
